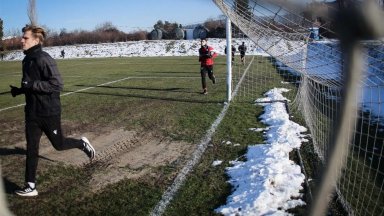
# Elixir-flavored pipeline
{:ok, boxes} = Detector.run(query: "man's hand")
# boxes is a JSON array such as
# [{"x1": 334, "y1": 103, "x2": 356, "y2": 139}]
[
  {"x1": 10, "y1": 85, "x2": 24, "y2": 97},
  {"x1": 204, "y1": 51, "x2": 212, "y2": 58}
]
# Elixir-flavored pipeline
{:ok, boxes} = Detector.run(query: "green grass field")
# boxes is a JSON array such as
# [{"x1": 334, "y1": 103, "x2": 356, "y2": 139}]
[{"x1": 0, "y1": 56, "x2": 301, "y2": 215}]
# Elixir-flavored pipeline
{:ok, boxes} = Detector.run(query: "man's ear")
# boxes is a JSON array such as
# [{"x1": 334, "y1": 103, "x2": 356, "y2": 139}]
[{"x1": 33, "y1": 38, "x2": 40, "y2": 46}]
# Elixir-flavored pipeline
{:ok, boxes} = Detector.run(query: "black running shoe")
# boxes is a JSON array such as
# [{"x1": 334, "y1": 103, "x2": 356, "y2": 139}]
[
  {"x1": 15, "y1": 185, "x2": 38, "y2": 197},
  {"x1": 81, "y1": 137, "x2": 95, "y2": 160}
]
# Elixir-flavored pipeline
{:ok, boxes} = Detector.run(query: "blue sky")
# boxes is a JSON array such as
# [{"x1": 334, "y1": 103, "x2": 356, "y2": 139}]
[{"x1": 1, "y1": 0, "x2": 223, "y2": 35}]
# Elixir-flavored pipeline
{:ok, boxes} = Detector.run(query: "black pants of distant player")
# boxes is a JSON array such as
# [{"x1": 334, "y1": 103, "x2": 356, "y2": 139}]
[
  {"x1": 240, "y1": 52, "x2": 245, "y2": 63},
  {"x1": 200, "y1": 65, "x2": 215, "y2": 90},
  {"x1": 25, "y1": 115, "x2": 84, "y2": 183}
]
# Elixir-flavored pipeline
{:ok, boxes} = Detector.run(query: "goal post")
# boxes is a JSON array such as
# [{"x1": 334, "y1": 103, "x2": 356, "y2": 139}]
[{"x1": 226, "y1": 17, "x2": 233, "y2": 102}]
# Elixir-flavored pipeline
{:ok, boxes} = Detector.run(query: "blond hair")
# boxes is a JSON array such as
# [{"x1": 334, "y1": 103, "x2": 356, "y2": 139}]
[{"x1": 22, "y1": 25, "x2": 46, "y2": 44}]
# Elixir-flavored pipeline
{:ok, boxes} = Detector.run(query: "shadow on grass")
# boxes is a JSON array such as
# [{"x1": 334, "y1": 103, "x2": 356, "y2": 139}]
[
  {"x1": 0, "y1": 147, "x2": 56, "y2": 162},
  {"x1": 76, "y1": 84, "x2": 185, "y2": 92},
  {"x1": 0, "y1": 91, "x2": 11, "y2": 96},
  {"x1": 2, "y1": 177, "x2": 20, "y2": 194},
  {"x1": 0, "y1": 147, "x2": 25, "y2": 156},
  {"x1": 134, "y1": 71, "x2": 196, "y2": 75},
  {"x1": 66, "y1": 85, "x2": 224, "y2": 104},
  {"x1": 0, "y1": 147, "x2": 56, "y2": 194}
]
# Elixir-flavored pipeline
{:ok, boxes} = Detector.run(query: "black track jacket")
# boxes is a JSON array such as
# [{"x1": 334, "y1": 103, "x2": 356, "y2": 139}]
[{"x1": 22, "y1": 44, "x2": 63, "y2": 118}]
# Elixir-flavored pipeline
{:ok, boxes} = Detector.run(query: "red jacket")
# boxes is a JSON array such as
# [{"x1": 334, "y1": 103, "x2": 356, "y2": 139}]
[{"x1": 199, "y1": 45, "x2": 217, "y2": 66}]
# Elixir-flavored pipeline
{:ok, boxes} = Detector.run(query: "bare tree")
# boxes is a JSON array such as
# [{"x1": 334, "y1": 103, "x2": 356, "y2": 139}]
[
  {"x1": 27, "y1": 0, "x2": 38, "y2": 25},
  {"x1": 0, "y1": 18, "x2": 3, "y2": 40}
]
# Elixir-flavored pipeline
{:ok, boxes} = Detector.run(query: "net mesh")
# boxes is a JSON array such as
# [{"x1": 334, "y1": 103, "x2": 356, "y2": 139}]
[{"x1": 214, "y1": 0, "x2": 384, "y2": 215}]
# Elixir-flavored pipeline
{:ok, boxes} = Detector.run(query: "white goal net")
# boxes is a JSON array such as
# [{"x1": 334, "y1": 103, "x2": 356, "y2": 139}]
[{"x1": 213, "y1": 0, "x2": 384, "y2": 215}]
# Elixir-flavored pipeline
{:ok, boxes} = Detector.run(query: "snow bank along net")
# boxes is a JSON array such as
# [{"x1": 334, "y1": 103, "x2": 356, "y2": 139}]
[{"x1": 213, "y1": 0, "x2": 384, "y2": 215}]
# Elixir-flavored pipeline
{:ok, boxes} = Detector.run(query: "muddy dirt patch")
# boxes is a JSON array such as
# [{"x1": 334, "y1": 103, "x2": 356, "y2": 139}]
[{"x1": 9, "y1": 127, "x2": 195, "y2": 192}]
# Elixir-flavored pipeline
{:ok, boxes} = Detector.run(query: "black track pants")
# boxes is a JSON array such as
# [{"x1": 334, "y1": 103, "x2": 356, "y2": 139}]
[
  {"x1": 25, "y1": 115, "x2": 83, "y2": 183},
  {"x1": 200, "y1": 65, "x2": 215, "y2": 90}
]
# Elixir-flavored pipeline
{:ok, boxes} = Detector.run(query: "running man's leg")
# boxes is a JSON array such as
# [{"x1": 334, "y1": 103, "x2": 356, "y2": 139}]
[
  {"x1": 42, "y1": 115, "x2": 83, "y2": 151},
  {"x1": 42, "y1": 115, "x2": 95, "y2": 159},
  {"x1": 240, "y1": 52, "x2": 245, "y2": 64},
  {"x1": 201, "y1": 67, "x2": 208, "y2": 93},
  {"x1": 25, "y1": 118, "x2": 43, "y2": 183},
  {"x1": 207, "y1": 65, "x2": 216, "y2": 84}
]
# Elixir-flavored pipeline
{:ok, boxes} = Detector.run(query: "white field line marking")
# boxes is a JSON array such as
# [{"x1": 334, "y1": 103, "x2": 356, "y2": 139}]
[
  {"x1": 0, "y1": 72, "x2": 20, "y2": 76},
  {"x1": 0, "y1": 76, "x2": 203, "y2": 113},
  {"x1": 150, "y1": 57, "x2": 255, "y2": 216},
  {"x1": 60, "y1": 77, "x2": 132, "y2": 96},
  {"x1": 0, "y1": 103, "x2": 26, "y2": 112},
  {"x1": 0, "y1": 77, "x2": 132, "y2": 113}
]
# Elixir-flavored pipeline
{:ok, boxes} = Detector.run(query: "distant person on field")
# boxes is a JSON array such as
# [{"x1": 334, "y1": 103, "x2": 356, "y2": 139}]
[
  {"x1": 225, "y1": 45, "x2": 236, "y2": 62},
  {"x1": 198, "y1": 38, "x2": 218, "y2": 95},
  {"x1": 0, "y1": 47, "x2": 4, "y2": 60},
  {"x1": 60, "y1": 49, "x2": 65, "y2": 59},
  {"x1": 316, "y1": 17, "x2": 327, "y2": 39},
  {"x1": 10, "y1": 25, "x2": 96, "y2": 197},
  {"x1": 238, "y1": 42, "x2": 247, "y2": 64}
]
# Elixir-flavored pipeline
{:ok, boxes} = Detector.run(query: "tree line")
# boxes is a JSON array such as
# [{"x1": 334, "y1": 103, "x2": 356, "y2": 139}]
[{"x1": 0, "y1": 19, "x2": 228, "y2": 51}]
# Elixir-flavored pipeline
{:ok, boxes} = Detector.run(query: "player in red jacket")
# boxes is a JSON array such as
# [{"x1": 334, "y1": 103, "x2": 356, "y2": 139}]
[{"x1": 198, "y1": 38, "x2": 218, "y2": 95}]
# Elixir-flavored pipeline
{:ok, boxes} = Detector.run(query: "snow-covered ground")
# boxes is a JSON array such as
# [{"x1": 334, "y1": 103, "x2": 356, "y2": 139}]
[
  {"x1": 215, "y1": 88, "x2": 308, "y2": 215},
  {"x1": 3, "y1": 38, "x2": 267, "y2": 61}
]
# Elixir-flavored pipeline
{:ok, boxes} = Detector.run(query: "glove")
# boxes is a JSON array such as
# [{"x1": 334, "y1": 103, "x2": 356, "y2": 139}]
[
  {"x1": 22, "y1": 80, "x2": 34, "y2": 89},
  {"x1": 204, "y1": 51, "x2": 212, "y2": 58},
  {"x1": 10, "y1": 85, "x2": 24, "y2": 97}
]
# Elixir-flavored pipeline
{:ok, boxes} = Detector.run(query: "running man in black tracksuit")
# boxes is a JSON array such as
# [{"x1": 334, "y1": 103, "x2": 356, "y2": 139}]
[{"x1": 10, "y1": 25, "x2": 96, "y2": 197}]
